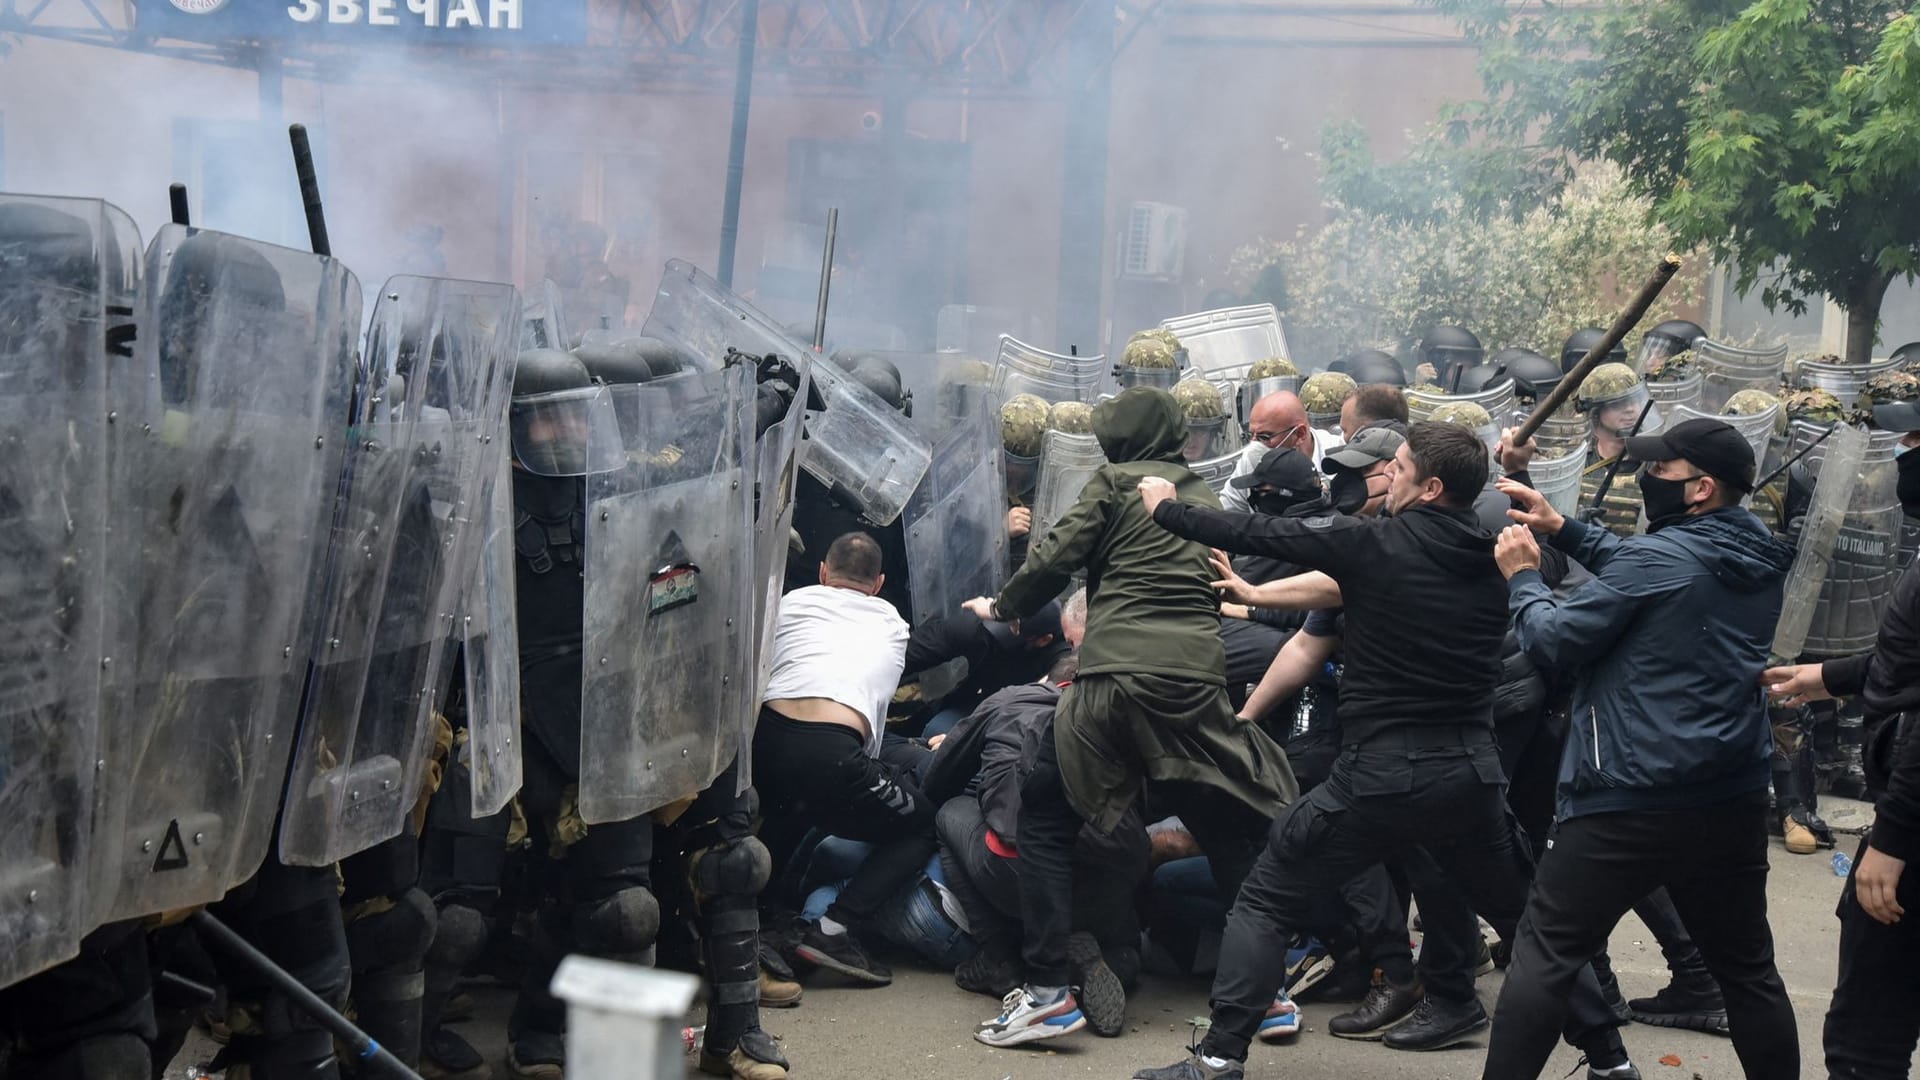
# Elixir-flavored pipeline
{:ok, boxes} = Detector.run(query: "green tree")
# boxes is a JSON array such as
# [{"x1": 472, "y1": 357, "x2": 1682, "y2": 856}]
[{"x1": 1433, "y1": 0, "x2": 1920, "y2": 363}]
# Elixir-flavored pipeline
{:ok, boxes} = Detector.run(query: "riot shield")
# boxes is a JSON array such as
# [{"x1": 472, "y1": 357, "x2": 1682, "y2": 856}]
[
  {"x1": 1773, "y1": 423, "x2": 1869, "y2": 662},
  {"x1": 0, "y1": 196, "x2": 138, "y2": 990},
  {"x1": 741, "y1": 362, "x2": 812, "y2": 795},
  {"x1": 579, "y1": 369, "x2": 756, "y2": 824},
  {"x1": 90, "y1": 225, "x2": 359, "y2": 927},
  {"x1": 994, "y1": 336, "x2": 1107, "y2": 404},
  {"x1": 1189, "y1": 450, "x2": 1241, "y2": 496},
  {"x1": 1800, "y1": 429, "x2": 1905, "y2": 656},
  {"x1": 904, "y1": 398, "x2": 1010, "y2": 629},
  {"x1": 279, "y1": 277, "x2": 520, "y2": 866},
  {"x1": 462, "y1": 452, "x2": 523, "y2": 817},
  {"x1": 520, "y1": 279, "x2": 574, "y2": 352},
  {"x1": 638, "y1": 259, "x2": 928, "y2": 526},
  {"x1": 1697, "y1": 337, "x2": 1788, "y2": 413},
  {"x1": 1160, "y1": 305, "x2": 1291, "y2": 378},
  {"x1": 1032, "y1": 430, "x2": 1110, "y2": 552}
]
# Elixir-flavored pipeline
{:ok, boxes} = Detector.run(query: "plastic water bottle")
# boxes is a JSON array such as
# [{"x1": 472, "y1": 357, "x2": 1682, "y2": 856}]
[{"x1": 1833, "y1": 851, "x2": 1853, "y2": 878}]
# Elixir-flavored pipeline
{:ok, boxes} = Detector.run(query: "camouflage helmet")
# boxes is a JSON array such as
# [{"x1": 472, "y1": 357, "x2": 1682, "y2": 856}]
[
  {"x1": 1000, "y1": 392, "x2": 1051, "y2": 457},
  {"x1": 1430, "y1": 400, "x2": 1493, "y2": 430},
  {"x1": 1644, "y1": 348, "x2": 1698, "y2": 383},
  {"x1": 1047, "y1": 399, "x2": 1095, "y2": 434},
  {"x1": 948, "y1": 356, "x2": 994, "y2": 386},
  {"x1": 1301, "y1": 371, "x2": 1358, "y2": 415},
  {"x1": 1574, "y1": 362, "x2": 1643, "y2": 412},
  {"x1": 1172, "y1": 377, "x2": 1227, "y2": 421},
  {"x1": 1248, "y1": 355, "x2": 1299, "y2": 380},
  {"x1": 1723, "y1": 388, "x2": 1780, "y2": 417},
  {"x1": 1865, "y1": 369, "x2": 1920, "y2": 404},
  {"x1": 1121, "y1": 334, "x2": 1181, "y2": 371},
  {"x1": 1129, "y1": 327, "x2": 1184, "y2": 354},
  {"x1": 1782, "y1": 386, "x2": 1848, "y2": 425}
]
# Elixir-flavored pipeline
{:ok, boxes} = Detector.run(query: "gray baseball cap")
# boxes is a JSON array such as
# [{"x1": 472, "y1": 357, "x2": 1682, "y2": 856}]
[{"x1": 1322, "y1": 423, "x2": 1407, "y2": 474}]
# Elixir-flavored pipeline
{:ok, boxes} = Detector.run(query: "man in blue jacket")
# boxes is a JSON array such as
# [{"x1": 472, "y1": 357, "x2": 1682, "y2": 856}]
[{"x1": 1483, "y1": 417, "x2": 1799, "y2": 1080}]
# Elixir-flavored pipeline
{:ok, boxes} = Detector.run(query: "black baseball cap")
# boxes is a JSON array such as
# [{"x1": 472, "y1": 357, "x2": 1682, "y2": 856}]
[
  {"x1": 1228, "y1": 445, "x2": 1322, "y2": 496},
  {"x1": 1622, "y1": 417, "x2": 1756, "y2": 493},
  {"x1": 987, "y1": 600, "x2": 1064, "y2": 647},
  {"x1": 1875, "y1": 401, "x2": 1920, "y2": 433}
]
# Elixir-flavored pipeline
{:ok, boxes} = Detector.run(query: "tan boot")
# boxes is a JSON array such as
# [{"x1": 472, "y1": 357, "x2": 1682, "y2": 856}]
[
  {"x1": 1783, "y1": 815, "x2": 1819, "y2": 854},
  {"x1": 697, "y1": 1029, "x2": 788, "y2": 1080},
  {"x1": 759, "y1": 968, "x2": 803, "y2": 1008}
]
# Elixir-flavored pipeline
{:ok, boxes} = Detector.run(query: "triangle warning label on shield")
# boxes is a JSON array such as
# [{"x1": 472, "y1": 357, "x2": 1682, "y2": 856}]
[{"x1": 153, "y1": 819, "x2": 190, "y2": 872}]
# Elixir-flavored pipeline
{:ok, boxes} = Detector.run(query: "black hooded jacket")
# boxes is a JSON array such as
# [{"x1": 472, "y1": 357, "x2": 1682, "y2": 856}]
[{"x1": 1822, "y1": 557, "x2": 1920, "y2": 860}]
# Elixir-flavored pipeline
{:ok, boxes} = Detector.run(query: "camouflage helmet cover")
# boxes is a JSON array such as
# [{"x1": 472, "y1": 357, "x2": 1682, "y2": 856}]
[{"x1": 1000, "y1": 392, "x2": 1051, "y2": 457}]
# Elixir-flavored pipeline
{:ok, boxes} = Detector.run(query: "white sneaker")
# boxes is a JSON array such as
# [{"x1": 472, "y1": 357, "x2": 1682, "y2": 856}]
[{"x1": 974, "y1": 986, "x2": 1087, "y2": 1047}]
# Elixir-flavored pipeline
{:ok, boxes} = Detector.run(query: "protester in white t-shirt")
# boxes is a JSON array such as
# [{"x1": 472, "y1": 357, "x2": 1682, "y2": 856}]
[
  {"x1": 1219, "y1": 391, "x2": 1341, "y2": 512},
  {"x1": 752, "y1": 531, "x2": 922, "y2": 987}
]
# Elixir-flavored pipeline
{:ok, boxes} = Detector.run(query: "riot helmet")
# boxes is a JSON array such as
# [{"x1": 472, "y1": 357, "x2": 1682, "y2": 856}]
[
  {"x1": 1342, "y1": 349, "x2": 1407, "y2": 388},
  {"x1": 574, "y1": 334, "x2": 679, "y2": 386},
  {"x1": 1452, "y1": 363, "x2": 1514, "y2": 396},
  {"x1": 1494, "y1": 348, "x2": 1564, "y2": 404},
  {"x1": 1301, "y1": 371, "x2": 1358, "y2": 428},
  {"x1": 1575, "y1": 362, "x2": 1653, "y2": 437},
  {"x1": 1561, "y1": 327, "x2": 1627, "y2": 373},
  {"x1": 509, "y1": 347, "x2": 618, "y2": 476},
  {"x1": 846, "y1": 359, "x2": 911, "y2": 416},
  {"x1": 1173, "y1": 377, "x2": 1231, "y2": 461},
  {"x1": 1418, "y1": 326, "x2": 1483, "y2": 388},
  {"x1": 1047, "y1": 400, "x2": 1095, "y2": 434},
  {"x1": 1637, "y1": 319, "x2": 1704, "y2": 373},
  {"x1": 1000, "y1": 392, "x2": 1050, "y2": 499},
  {"x1": 158, "y1": 231, "x2": 287, "y2": 408},
  {"x1": 1114, "y1": 331, "x2": 1183, "y2": 390},
  {"x1": 1892, "y1": 342, "x2": 1920, "y2": 370},
  {"x1": 0, "y1": 201, "x2": 110, "y2": 393},
  {"x1": 1430, "y1": 400, "x2": 1499, "y2": 454}
]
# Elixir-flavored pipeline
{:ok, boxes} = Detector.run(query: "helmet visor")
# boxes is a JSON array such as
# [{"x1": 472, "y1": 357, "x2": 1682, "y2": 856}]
[{"x1": 510, "y1": 385, "x2": 623, "y2": 476}]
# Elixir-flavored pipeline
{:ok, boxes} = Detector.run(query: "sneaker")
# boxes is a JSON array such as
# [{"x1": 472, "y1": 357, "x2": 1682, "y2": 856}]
[
  {"x1": 759, "y1": 968, "x2": 803, "y2": 1008},
  {"x1": 1284, "y1": 937, "x2": 1336, "y2": 998},
  {"x1": 698, "y1": 1028, "x2": 789, "y2": 1080},
  {"x1": 1590, "y1": 954, "x2": 1632, "y2": 1023},
  {"x1": 1257, "y1": 992, "x2": 1302, "y2": 1043},
  {"x1": 1067, "y1": 931, "x2": 1127, "y2": 1038},
  {"x1": 1580, "y1": 1056, "x2": 1644, "y2": 1080},
  {"x1": 1782, "y1": 814, "x2": 1819, "y2": 854},
  {"x1": 955, "y1": 945, "x2": 1021, "y2": 998},
  {"x1": 1328, "y1": 971, "x2": 1423, "y2": 1040},
  {"x1": 1381, "y1": 996, "x2": 1490, "y2": 1051},
  {"x1": 793, "y1": 922, "x2": 891, "y2": 985},
  {"x1": 505, "y1": 1032, "x2": 565, "y2": 1080},
  {"x1": 1628, "y1": 979, "x2": 1730, "y2": 1036},
  {"x1": 974, "y1": 986, "x2": 1087, "y2": 1047},
  {"x1": 1133, "y1": 1053, "x2": 1245, "y2": 1080}
]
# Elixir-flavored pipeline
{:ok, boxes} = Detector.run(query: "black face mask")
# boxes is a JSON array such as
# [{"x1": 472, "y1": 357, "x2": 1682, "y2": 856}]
[
  {"x1": 1638, "y1": 468, "x2": 1697, "y2": 532},
  {"x1": 1898, "y1": 449, "x2": 1920, "y2": 518},
  {"x1": 1249, "y1": 490, "x2": 1300, "y2": 517},
  {"x1": 1328, "y1": 470, "x2": 1378, "y2": 515}
]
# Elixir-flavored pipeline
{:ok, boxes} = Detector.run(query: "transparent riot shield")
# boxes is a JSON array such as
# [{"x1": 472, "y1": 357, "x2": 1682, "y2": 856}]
[
  {"x1": 462, "y1": 452, "x2": 523, "y2": 817},
  {"x1": 521, "y1": 279, "x2": 574, "y2": 352},
  {"x1": 904, "y1": 399, "x2": 1009, "y2": 629},
  {"x1": 1697, "y1": 337, "x2": 1788, "y2": 413},
  {"x1": 580, "y1": 371, "x2": 756, "y2": 824},
  {"x1": 279, "y1": 277, "x2": 520, "y2": 866},
  {"x1": 1160, "y1": 305, "x2": 1291, "y2": 378},
  {"x1": 1801, "y1": 430, "x2": 1905, "y2": 656},
  {"x1": 937, "y1": 304, "x2": 1042, "y2": 358},
  {"x1": 1032, "y1": 430, "x2": 1110, "y2": 552},
  {"x1": 741, "y1": 363, "x2": 812, "y2": 795},
  {"x1": 0, "y1": 196, "x2": 137, "y2": 990},
  {"x1": 638, "y1": 259, "x2": 928, "y2": 524},
  {"x1": 1189, "y1": 451, "x2": 1241, "y2": 496},
  {"x1": 994, "y1": 336, "x2": 1107, "y2": 404},
  {"x1": 1773, "y1": 423, "x2": 1869, "y2": 662},
  {"x1": 89, "y1": 225, "x2": 359, "y2": 927}
]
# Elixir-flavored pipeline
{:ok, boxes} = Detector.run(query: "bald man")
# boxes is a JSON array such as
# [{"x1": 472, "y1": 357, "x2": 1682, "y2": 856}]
[{"x1": 1221, "y1": 391, "x2": 1341, "y2": 513}]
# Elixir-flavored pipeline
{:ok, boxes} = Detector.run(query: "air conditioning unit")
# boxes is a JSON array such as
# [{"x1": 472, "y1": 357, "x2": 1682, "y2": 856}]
[{"x1": 1121, "y1": 201, "x2": 1187, "y2": 282}]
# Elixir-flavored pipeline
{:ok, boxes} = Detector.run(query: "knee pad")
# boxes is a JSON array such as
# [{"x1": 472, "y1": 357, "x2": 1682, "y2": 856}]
[
  {"x1": 574, "y1": 887, "x2": 660, "y2": 958},
  {"x1": 345, "y1": 888, "x2": 437, "y2": 975},
  {"x1": 688, "y1": 836, "x2": 772, "y2": 903},
  {"x1": 427, "y1": 902, "x2": 490, "y2": 972}
]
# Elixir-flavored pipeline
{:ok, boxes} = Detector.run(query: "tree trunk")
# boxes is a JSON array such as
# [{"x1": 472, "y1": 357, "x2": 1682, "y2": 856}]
[{"x1": 1843, "y1": 269, "x2": 1895, "y2": 365}]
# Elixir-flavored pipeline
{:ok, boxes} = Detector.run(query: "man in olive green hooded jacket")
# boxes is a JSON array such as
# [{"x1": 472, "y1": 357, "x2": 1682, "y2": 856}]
[{"x1": 965, "y1": 387, "x2": 1297, "y2": 1049}]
